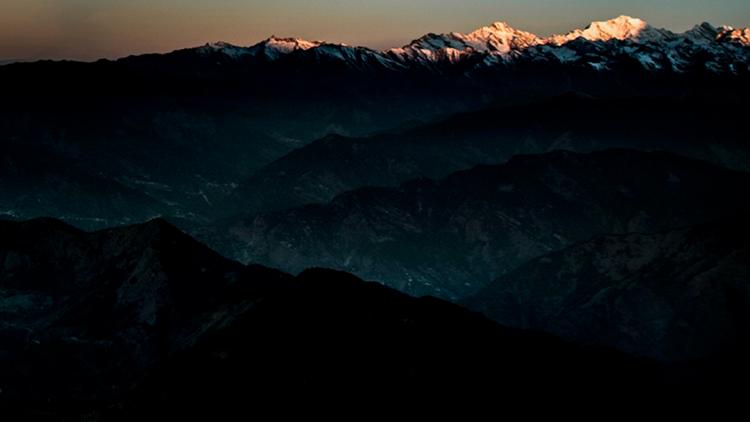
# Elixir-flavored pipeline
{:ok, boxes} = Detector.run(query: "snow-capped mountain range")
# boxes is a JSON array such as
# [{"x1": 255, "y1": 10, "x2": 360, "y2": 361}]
[
  {"x1": 188, "y1": 16, "x2": 750, "y2": 74},
  {"x1": 195, "y1": 35, "x2": 406, "y2": 71}
]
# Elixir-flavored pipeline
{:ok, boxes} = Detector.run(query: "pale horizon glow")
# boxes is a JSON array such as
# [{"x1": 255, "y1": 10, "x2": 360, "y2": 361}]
[{"x1": 1, "y1": 0, "x2": 749, "y2": 62}]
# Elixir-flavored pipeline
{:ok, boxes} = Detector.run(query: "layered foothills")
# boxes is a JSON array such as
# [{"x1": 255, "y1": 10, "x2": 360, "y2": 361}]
[{"x1": 1, "y1": 15, "x2": 749, "y2": 416}]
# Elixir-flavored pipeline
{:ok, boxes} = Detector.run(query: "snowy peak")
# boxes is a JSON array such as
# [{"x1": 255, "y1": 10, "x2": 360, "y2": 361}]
[
  {"x1": 719, "y1": 27, "x2": 750, "y2": 46},
  {"x1": 388, "y1": 33, "x2": 472, "y2": 63},
  {"x1": 487, "y1": 21, "x2": 517, "y2": 32},
  {"x1": 583, "y1": 15, "x2": 651, "y2": 40},
  {"x1": 182, "y1": 17, "x2": 749, "y2": 73},
  {"x1": 194, "y1": 37, "x2": 323, "y2": 61},
  {"x1": 389, "y1": 16, "x2": 684, "y2": 63},
  {"x1": 193, "y1": 37, "x2": 322, "y2": 61},
  {"x1": 551, "y1": 15, "x2": 673, "y2": 44},
  {"x1": 262, "y1": 36, "x2": 322, "y2": 53},
  {"x1": 389, "y1": 21, "x2": 542, "y2": 62},
  {"x1": 458, "y1": 22, "x2": 542, "y2": 54},
  {"x1": 249, "y1": 36, "x2": 324, "y2": 59},
  {"x1": 201, "y1": 41, "x2": 236, "y2": 50},
  {"x1": 196, "y1": 41, "x2": 253, "y2": 59}
]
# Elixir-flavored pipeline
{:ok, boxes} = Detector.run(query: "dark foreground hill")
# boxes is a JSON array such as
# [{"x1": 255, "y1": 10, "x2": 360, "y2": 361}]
[{"x1": 0, "y1": 217, "x2": 701, "y2": 418}]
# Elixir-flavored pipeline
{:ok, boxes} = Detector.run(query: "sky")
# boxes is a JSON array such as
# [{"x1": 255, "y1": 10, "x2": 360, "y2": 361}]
[{"x1": 1, "y1": 0, "x2": 749, "y2": 61}]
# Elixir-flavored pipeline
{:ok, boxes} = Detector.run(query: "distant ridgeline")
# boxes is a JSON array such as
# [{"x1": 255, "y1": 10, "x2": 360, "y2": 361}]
[{"x1": 2, "y1": 16, "x2": 750, "y2": 99}]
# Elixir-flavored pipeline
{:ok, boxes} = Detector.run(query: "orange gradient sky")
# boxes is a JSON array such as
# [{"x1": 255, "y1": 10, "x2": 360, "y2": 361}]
[{"x1": 2, "y1": 0, "x2": 749, "y2": 61}]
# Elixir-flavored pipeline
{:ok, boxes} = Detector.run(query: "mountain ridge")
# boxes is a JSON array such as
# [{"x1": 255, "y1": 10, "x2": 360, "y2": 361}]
[
  {"x1": 208, "y1": 149, "x2": 750, "y2": 300},
  {"x1": 161, "y1": 15, "x2": 750, "y2": 59},
  {"x1": 6, "y1": 16, "x2": 746, "y2": 75},
  {"x1": 180, "y1": 15, "x2": 750, "y2": 71},
  {"x1": 168, "y1": 15, "x2": 750, "y2": 75},
  {"x1": 223, "y1": 94, "x2": 750, "y2": 217},
  {"x1": 0, "y1": 216, "x2": 684, "y2": 416}
]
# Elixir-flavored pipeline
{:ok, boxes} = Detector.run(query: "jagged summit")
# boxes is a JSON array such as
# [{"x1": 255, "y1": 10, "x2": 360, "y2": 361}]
[
  {"x1": 202, "y1": 41, "x2": 237, "y2": 49},
  {"x1": 192, "y1": 36, "x2": 325, "y2": 60},
  {"x1": 387, "y1": 20, "x2": 542, "y2": 62},
  {"x1": 261, "y1": 36, "x2": 322, "y2": 52},
  {"x1": 182, "y1": 16, "x2": 749, "y2": 59},
  {"x1": 488, "y1": 21, "x2": 518, "y2": 31},
  {"x1": 393, "y1": 15, "x2": 665, "y2": 55},
  {"x1": 720, "y1": 26, "x2": 750, "y2": 45},
  {"x1": 247, "y1": 36, "x2": 324, "y2": 60},
  {"x1": 175, "y1": 16, "x2": 750, "y2": 72},
  {"x1": 548, "y1": 15, "x2": 674, "y2": 44},
  {"x1": 457, "y1": 21, "x2": 543, "y2": 54},
  {"x1": 196, "y1": 41, "x2": 253, "y2": 59}
]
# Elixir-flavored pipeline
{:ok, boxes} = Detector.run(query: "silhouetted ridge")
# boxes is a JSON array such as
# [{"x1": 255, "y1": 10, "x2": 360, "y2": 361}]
[{"x1": 0, "y1": 217, "x2": 686, "y2": 417}]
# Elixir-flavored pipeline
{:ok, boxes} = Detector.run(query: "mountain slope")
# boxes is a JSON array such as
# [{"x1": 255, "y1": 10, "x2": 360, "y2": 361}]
[
  {"x1": 209, "y1": 149, "x2": 750, "y2": 300},
  {"x1": 227, "y1": 95, "x2": 750, "y2": 215},
  {"x1": 464, "y1": 215, "x2": 750, "y2": 362},
  {"x1": 0, "y1": 218, "x2": 672, "y2": 417}
]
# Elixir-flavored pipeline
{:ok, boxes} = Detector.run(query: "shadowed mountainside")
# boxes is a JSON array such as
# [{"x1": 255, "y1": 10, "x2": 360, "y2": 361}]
[
  {"x1": 227, "y1": 95, "x2": 750, "y2": 215},
  {"x1": 207, "y1": 149, "x2": 750, "y2": 300}
]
